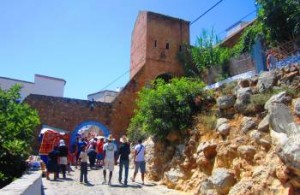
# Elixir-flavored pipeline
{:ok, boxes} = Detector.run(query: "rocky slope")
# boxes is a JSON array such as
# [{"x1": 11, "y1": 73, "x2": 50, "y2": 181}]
[{"x1": 144, "y1": 63, "x2": 300, "y2": 194}]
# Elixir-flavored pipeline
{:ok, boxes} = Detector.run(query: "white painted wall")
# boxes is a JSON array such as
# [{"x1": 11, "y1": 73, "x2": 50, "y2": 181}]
[
  {"x1": 0, "y1": 171, "x2": 42, "y2": 195},
  {"x1": 0, "y1": 77, "x2": 34, "y2": 100},
  {"x1": 34, "y1": 74, "x2": 65, "y2": 97},
  {"x1": 88, "y1": 90, "x2": 119, "y2": 103},
  {"x1": 0, "y1": 74, "x2": 66, "y2": 100}
]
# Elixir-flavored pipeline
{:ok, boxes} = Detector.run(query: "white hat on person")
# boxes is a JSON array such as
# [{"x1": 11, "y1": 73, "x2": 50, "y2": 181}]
[
  {"x1": 59, "y1": 139, "x2": 65, "y2": 146},
  {"x1": 120, "y1": 135, "x2": 128, "y2": 143},
  {"x1": 107, "y1": 134, "x2": 115, "y2": 141}
]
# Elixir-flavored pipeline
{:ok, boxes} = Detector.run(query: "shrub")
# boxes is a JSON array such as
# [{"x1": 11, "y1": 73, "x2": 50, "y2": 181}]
[
  {"x1": 191, "y1": 29, "x2": 231, "y2": 75},
  {"x1": 197, "y1": 113, "x2": 217, "y2": 131},
  {"x1": 0, "y1": 85, "x2": 40, "y2": 188},
  {"x1": 250, "y1": 93, "x2": 272, "y2": 107},
  {"x1": 256, "y1": 0, "x2": 300, "y2": 44},
  {"x1": 127, "y1": 78, "x2": 206, "y2": 140}
]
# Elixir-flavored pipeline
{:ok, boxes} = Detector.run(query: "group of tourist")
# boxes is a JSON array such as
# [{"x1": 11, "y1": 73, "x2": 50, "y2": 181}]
[{"x1": 46, "y1": 134, "x2": 146, "y2": 186}]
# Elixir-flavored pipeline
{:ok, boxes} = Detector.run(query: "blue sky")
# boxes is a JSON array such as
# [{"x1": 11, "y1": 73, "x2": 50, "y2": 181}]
[{"x1": 0, "y1": 0, "x2": 257, "y2": 100}]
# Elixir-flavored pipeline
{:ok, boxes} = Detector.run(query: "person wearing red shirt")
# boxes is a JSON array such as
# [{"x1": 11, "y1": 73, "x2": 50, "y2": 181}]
[{"x1": 96, "y1": 137, "x2": 104, "y2": 168}]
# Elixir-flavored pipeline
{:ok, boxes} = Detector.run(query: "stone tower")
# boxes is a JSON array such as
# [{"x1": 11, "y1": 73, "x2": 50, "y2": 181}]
[
  {"x1": 24, "y1": 11, "x2": 191, "y2": 152},
  {"x1": 130, "y1": 11, "x2": 190, "y2": 83}
]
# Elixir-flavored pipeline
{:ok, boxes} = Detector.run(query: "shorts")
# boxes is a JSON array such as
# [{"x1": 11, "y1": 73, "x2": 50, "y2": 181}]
[
  {"x1": 134, "y1": 161, "x2": 146, "y2": 173},
  {"x1": 96, "y1": 153, "x2": 104, "y2": 160},
  {"x1": 103, "y1": 158, "x2": 115, "y2": 172},
  {"x1": 59, "y1": 157, "x2": 68, "y2": 165}
]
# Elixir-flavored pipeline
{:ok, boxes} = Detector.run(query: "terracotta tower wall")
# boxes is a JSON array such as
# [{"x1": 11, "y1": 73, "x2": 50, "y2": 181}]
[
  {"x1": 130, "y1": 12, "x2": 147, "y2": 79},
  {"x1": 130, "y1": 11, "x2": 190, "y2": 81}
]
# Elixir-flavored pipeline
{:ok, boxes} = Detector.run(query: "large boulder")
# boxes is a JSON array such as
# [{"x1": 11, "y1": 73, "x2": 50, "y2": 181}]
[
  {"x1": 163, "y1": 167, "x2": 185, "y2": 188},
  {"x1": 209, "y1": 168, "x2": 236, "y2": 194},
  {"x1": 269, "y1": 103, "x2": 296, "y2": 136},
  {"x1": 217, "y1": 123, "x2": 231, "y2": 136},
  {"x1": 196, "y1": 141, "x2": 217, "y2": 159},
  {"x1": 240, "y1": 116, "x2": 256, "y2": 133},
  {"x1": 217, "y1": 95, "x2": 235, "y2": 109},
  {"x1": 258, "y1": 114, "x2": 270, "y2": 132},
  {"x1": 237, "y1": 145, "x2": 256, "y2": 161},
  {"x1": 216, "y1": 118, "x2": 231, "y2": 136},
  {"x1": 257, "y1": 71, "x2": 277, "y2": 92},
  {"x1": 234, "y1": 87, "x2": 252, "y2": 114},
  {"x1": 270, "y1": 130, "x2": 289, "y2": 146},
  {"x1": 238, "y1": 79, "x2": 250, "y2": 88},
  {"x1": 264, "y1": 91, "x2": 292, "y2": 111},
  {"x1": 215, "y1": 118, "x2": 229, "y2": 129},
  {"x1": 277, "y1": 133, "x2": 300, "y2": 177}
]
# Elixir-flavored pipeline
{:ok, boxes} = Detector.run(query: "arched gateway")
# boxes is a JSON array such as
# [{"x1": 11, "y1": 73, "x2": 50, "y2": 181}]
[
  {"x1": 71, "y1": 121, "x2": 111, "y2": 146},
  {"x1": 25, "y1": 11, "x2": 190, "y2": 152}
]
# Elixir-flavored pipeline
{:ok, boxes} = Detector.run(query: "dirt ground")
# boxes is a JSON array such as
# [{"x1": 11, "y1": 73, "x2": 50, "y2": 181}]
[{"x1": 42, "y1": 165, "x2": 191, "y2": 195}]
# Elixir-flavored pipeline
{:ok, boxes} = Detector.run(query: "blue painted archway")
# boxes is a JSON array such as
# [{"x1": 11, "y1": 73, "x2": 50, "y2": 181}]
[{"x1": 70, "y1": 120, "x2": 111, "y2": 147}]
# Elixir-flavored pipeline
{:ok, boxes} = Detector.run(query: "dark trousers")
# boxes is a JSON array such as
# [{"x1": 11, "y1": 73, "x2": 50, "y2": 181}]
[
  {"x1": 119, "y1": 159, "x2": 129, "y2": 184},
  {"x1": 89, "y1": 156, "x2": 96, "y2": 168},
  {"x1": 80, "y1": 162, "x2": 88, "y2": 183},
  {"x1": 60, "y1": 164, "x2": 66, "y2": 178}
]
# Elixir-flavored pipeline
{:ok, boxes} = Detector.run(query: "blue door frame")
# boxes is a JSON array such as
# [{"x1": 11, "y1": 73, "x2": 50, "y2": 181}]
[{"x1": 70, "y1": 121, "x2": 111, "y2": 147}]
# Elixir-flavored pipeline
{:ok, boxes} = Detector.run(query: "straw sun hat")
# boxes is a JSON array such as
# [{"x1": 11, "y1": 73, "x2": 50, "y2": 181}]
[
  {"x1": 120, "y1": 135, "x2": 128, "y2": 143},
  {"x1": 107, "y1": 134, "x2": 115, "y2": 141}
]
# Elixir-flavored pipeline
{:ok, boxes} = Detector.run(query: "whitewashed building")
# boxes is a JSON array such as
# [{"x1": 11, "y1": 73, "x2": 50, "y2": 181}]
[
  {"x1": 87, "y1": 90, "x2": 119, "y2": 103},
  {"x1": 0, "y1": 74, "x2": 66, "y2": 100}
]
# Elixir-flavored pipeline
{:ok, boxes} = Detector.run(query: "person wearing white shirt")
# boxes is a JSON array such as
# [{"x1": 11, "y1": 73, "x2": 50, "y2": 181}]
[
  {"x1": 131, "y1": 139, "x2": 146, "y2": 185},
  {"x1": 102, "y1": 135, "x2": 117, "y2": 185}
]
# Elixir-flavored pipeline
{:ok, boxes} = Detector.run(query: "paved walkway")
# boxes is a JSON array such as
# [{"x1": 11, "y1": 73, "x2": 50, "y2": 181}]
[{"x1": 42, "y1": 166, "x2": 190, "y2": 195}]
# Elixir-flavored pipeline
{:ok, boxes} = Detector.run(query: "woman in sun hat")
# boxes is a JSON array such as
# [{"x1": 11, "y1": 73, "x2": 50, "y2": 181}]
[
  {"x1": 102, "y1": 134, "x2": 117, "y2": 185},
  {"x1": 117, "y1": 135, "x2": 131, "y2": 186}
]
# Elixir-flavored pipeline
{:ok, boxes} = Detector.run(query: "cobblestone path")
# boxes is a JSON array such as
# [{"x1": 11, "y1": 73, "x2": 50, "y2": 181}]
[{"x1": 42, "y1": 166, "x2": 190, "y2": 195}]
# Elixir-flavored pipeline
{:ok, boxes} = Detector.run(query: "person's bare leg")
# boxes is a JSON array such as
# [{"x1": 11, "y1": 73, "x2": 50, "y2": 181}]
[
  {"x1": 132, "y1": 171, "x2": 137, "y2": 182},
  {"x1": 103, "y1": 169, "x2": 107, "y2": 183},
  {"x1": 108, "y1": 171, "x2": 112, "y2": 185},
  {"x1": 141, "y1": 173, "x2": 144, "y2": 184}
]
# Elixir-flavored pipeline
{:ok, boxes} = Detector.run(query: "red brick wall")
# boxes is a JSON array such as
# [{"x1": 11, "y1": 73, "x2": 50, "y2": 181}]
[{"x1": 24, "y1": 95, "x2": 113, "y2": 152}]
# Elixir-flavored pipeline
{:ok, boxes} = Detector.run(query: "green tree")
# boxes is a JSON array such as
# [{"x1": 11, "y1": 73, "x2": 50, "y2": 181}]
[
  {"x1": 232, "y1": 20, "x2": 265, "y2": 55},
  {"x1": 127, "y1": 78, "x2": 206, "y2": 141},
  {"x1": 0, "y1": 85, "x2": 40, "y2": 188},
  {"x1": 256, "y1": 0, "x2": 300, "y2": 43},
  {"x1": 191, "y1": 29, "x2": 230, "y2": 73}
]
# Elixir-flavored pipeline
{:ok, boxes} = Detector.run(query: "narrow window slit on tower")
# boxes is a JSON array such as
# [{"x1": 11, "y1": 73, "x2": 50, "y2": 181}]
[
  {"x1": 166, "y1": 43, "x2": 169, "y2": 49},
  {"x1": 154, "y1": 40, "x2": 157, "y2": 48}
]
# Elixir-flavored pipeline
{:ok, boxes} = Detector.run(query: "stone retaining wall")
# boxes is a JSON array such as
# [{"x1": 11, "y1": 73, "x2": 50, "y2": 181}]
[{"x1": 0, "y1": 171, "x2": 42, "y2": 195}]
